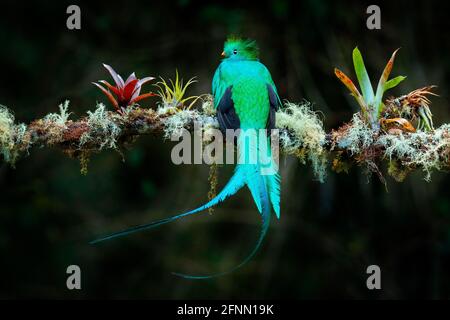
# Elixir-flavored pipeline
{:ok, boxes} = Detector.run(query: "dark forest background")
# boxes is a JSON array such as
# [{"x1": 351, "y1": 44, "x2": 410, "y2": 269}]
[{"x1": 0, "y1": 0, "x2": 449, "y2": 299}]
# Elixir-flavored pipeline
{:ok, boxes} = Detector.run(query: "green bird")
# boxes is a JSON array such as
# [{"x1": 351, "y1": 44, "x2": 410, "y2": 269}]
[{"x1": 91, "y1": 36, "x2": 281, "y2": 279}]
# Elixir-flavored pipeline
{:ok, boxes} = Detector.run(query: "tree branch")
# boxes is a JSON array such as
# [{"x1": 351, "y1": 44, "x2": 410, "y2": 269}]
[{"x1": 1, "y1": 93, "x2": 449, "y2": 183}]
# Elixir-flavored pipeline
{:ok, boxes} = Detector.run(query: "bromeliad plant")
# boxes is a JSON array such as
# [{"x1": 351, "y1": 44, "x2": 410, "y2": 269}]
[
  {"x1": 335, "y1": 48, "x2": 406, "y2": 130},
  {"x1": 93, "y1": 64, "x2": 156, "y2": 113},
  {"x1": 384, "y1": 86, "x2": 438, "y2": 132},
  {"x1": 154, "y1": 70, "x2": 202, "y2": 110}
]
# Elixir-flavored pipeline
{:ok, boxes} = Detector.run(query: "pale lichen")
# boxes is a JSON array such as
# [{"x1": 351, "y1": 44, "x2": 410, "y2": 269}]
[
  {"x1": 44, "y1": 100, "x2": 72, "y2": 127},
  {"x1": 377, "y1": 124, "x2": 450, "y2": 181},
  {"x1": 79, "y1": 103, "x2": 121, "y2": 149},
  {"x1": 201, "y1": 94, "x2": 216, "y2": 116},
  {"x1": 0, "y1": 105, "x2": 28, "y2": 164},
  {"x1": 276, "y1": 101, "x2": 327, "y2": 181},
  {"x1": 38, "y1": 101, "x2": 74, "y2": 146},
  {"x1": 157, "y1": 105, "x2": 197, "y2": 139},
  {"x1": 337, "y1": 114, "x2": 374, "y2": 155},
  {"x1": 157, "y1": 96, "x2": 219, "y2": 141},
  {"x1": 199, "y1": 95, "x2": 219, "y2": 143},
  {"x1": 1, "y1": 92, "x2": 449, "y2": 186}
]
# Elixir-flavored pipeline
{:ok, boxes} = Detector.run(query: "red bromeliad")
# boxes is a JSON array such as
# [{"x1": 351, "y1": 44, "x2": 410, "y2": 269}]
[{"x1": 93, "y1": 64, "x2": 156, "y2": 112}]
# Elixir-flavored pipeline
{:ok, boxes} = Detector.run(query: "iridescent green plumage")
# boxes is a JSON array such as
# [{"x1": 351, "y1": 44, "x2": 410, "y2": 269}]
[
  {"x1": 91, "y1": 36, "x2": 281, "y2": 279},
  {"x1": 213, "y1": 35, "x2": 281, "y2": 215}
]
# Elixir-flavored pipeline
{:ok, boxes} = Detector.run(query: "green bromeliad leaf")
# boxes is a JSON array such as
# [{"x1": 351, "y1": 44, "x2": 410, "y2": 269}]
[
  {"x1": 384, "y1": 76, "x2": 407, "y2": 92},
  {"x1": 352, "y1": 47, "x2": 374, "y2": 106},
  {"x1": 335, "y1": 47, "x2": 407, "y2": 128}
]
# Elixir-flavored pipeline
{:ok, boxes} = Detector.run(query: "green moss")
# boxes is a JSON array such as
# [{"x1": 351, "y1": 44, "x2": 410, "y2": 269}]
[
  {"x1": 387, "y1": 159, "x2": 412, "y2": 182},
  {"x1": 332, "y1": 152, "x2": 352, "y2": 174},
  {"x1": 207, "y1": 162, "x2": 219, "y2": 215},
  {"x1": 79, "y1": 151, "x2": 90, "y2": 175}
]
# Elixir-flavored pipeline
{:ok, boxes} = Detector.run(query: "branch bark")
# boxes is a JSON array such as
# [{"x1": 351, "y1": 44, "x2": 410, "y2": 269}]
[{"x1": 1, "y1": 98, "x2": 449, "y2": 183}]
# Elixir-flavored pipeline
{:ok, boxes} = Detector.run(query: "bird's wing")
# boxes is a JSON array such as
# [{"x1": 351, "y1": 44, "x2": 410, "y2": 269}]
[
  {"x1": 254, "y1": 62, "x2": 281, "y2": 130},
  {"x1": 216, "y1": 86, "x2": 240, "y2": 133},
  {"x1": 266, "y1": 84, "x2": 280, "y2": 130},
  {"x1": 214, "y1": 61, "x2": 281, "y2": 132},
  {"x1": 258, "y1": 62, "x2": 282, "y2": 106},
  {"x1": 216, "y1": 84, "x2": 280, "y2": 133}
]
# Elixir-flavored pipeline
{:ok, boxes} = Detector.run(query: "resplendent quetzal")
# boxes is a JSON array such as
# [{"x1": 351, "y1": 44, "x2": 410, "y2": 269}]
[{"x1": 92, "y1": 36, "x2": 281, "y2": 279}]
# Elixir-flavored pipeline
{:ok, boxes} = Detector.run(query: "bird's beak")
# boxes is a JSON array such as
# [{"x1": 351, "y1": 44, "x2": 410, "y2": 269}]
[{"x1": 221, "y1": 51, "x2": 225, "y2": 57}]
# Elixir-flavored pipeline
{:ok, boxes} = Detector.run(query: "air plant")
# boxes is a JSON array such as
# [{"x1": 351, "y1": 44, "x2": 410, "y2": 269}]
[
  {"x1": 335, "y1": 47, "x2": 406, "y2": 130},
  {"x1": 384, "y1": 86, "x2": 438, "y2": 132},
  {"x1": 154, "y1": 70, "x2": 201, "y2": 110},
  {"x1": 93, "y1": 64, "x2": 156, "y2": 113}
]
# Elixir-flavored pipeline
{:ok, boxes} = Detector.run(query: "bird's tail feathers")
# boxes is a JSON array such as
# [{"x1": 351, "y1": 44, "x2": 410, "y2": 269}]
[
  {"x1": 90, "y1": 129, "x2": 278, "y2": 280},
  {"x1": 90, "y1": 166, "x2": 246, "y2": 244},
  {"x1": 173, "y1": 166, "x2": 271, "y2": 279}
]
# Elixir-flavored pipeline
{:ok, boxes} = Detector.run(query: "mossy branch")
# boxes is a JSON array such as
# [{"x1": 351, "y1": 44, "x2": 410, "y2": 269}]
[{"x1": 1, "y1": 93, "x2": 449, "y2": 184}]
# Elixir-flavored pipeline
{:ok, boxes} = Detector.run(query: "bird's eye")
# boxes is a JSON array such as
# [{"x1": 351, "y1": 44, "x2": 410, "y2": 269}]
[{"x1": 233, "y1": 49, "x2": 238, "y2": 55}]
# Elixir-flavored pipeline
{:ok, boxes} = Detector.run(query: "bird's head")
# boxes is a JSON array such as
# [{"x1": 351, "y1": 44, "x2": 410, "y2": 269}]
[{"x1": 221, "y1": 35, "x2": 259, "y2": 61}]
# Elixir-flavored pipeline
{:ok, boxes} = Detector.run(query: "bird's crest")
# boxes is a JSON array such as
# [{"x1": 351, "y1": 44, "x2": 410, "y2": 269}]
[{"x1": 224, "y1": 35, "x2": 259, "y2": 60}]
